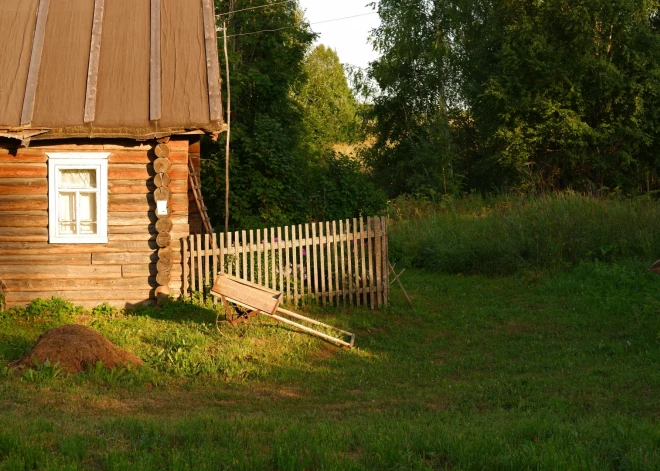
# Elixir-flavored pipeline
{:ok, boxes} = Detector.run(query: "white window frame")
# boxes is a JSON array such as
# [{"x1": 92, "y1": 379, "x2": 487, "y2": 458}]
[{"x1": 47, "y1": 152, "x2": 110, "y2": 244}]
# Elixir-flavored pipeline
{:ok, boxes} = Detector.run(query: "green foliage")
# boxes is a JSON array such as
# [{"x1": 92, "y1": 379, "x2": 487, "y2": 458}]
[
  {"x1": 389, "y1": 193, "x2": 660, "y2": 274},
  {"x1": 295, "y1": 45, "x2": 361, "y2": 153},
  {"x1": 368, "y1": 0, "x2": 660, "y2": 195},
  {"x1": 21, "y1": 358, "x2": 64, "y2": 383}
]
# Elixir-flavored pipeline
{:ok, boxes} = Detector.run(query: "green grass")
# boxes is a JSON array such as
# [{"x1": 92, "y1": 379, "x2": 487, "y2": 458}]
[
  {"x1": 0, "y1": 260, "x2": 659, "y2": 469},
  {"x1": 388, "y1": 193, "x2": 660, "y2": 275}
]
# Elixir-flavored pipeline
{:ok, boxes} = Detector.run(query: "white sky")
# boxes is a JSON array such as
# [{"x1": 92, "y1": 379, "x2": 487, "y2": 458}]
[{"x1": 298, "y1": 0, "x2": 380, "y2": 70}]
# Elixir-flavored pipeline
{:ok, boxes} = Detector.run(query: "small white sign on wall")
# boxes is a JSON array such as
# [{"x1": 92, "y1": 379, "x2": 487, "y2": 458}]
[{"x1": 157, "y1": 200, "x2": 168, "y2": 216}]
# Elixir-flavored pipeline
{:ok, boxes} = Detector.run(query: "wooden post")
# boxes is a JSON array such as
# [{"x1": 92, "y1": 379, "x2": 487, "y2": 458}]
[
  {"x1": 277, "y1": 226, "x2": 283, "y2": 294},
  {"x1": 374, "y1": 217, "x2": 382, "y2": 308},
  {"x1": 270, "y1": 227, "x2": 276, "y2": 291},
  {"x1": 353, "y1": 218, "x2": 361, "y2": 307},
  {"x1": 182, "y1": 236, "x2": 189, "y2": 300},
  {"x1": 189, "y1": 235, "x2": 196, "y2": 294},
  {"x1": 367, "y1": 217, "x2": 375, "y2": 310},
  {"x1": 381, "y1": 217, "x2": 389, "y2": 308},
  {"x1": 319, "y1": 222, "x2": 327, "y2": 307},
  {"x1": 325, "y1": 221, "x2": 334, "y2": 306},
  {"x1": 312, "y1": 222, "x2": 320, "y2": 304},
  {"x1": 292, "y1": 225, "x2": 298, "y2": 305},
  {"x1": 304, "y1": 223, "x2": 312, "y2": 303},
  {"x1": 346, "y1": 219, "x2": 354, "y2": 306},
  {"x1": 204, "y1": 233, "x2": 210, "y2": 291},
  {"x1": 359, "y1": 217, "x2": 368, "y2": 306},
  {"x1": 196, "y1": 234, "x2": 203, "y2": 294}
]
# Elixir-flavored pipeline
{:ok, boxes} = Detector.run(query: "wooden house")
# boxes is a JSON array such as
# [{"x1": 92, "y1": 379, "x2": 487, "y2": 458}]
[{"x1": 0, "y1": 0, "x2": 224, "y2": 309}]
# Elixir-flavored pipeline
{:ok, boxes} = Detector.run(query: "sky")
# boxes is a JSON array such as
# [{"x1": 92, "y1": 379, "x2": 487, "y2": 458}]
[{"x1": 298, "y1": 0, "x2": 381, "y2": 70}]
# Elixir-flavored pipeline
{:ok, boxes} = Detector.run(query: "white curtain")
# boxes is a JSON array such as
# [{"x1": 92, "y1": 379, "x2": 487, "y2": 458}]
[
  {"x1": 58, "y1": 192, "x2": 76, "y2": 234},
  {"x1": 59, "y1": 169, "x2": 96, "y2": 188}
]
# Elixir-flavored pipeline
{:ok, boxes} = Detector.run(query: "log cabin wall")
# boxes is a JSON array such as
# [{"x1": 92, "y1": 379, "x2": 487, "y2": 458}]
[{"x1": 0, "y1": 137, "x2": 192, "y2": 309}]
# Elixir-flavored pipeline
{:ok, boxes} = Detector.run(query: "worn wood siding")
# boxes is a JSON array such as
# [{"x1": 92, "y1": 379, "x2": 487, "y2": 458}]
[{"x1": 0, "y1": 138, "x2": 191, "y2": 309}]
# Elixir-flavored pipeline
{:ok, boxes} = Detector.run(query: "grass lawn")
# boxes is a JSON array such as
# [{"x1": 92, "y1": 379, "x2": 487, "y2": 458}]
[{"x1": 1, "y1": 261, "x2": 659, "y2": 470}]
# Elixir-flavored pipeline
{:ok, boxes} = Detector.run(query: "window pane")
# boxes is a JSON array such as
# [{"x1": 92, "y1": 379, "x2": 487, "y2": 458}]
[
  {"x1": 79, "y1": 192, "x2": 97, "y2": 235},
  {"x1": 59, "y1": 169, "x2": 97, "y2": 189},
  {"x1": 58, "y1": 192, "x2": 76, "y2": 235}
]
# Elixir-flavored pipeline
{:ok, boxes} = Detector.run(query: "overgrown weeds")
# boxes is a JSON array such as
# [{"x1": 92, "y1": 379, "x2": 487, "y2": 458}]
[{"x1": 389, "y1": 193, "x2": 660, "y2": 275}]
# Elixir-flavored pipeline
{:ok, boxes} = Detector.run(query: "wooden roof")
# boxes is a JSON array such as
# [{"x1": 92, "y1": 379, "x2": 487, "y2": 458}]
[{"x1": 0, "y1": 0, "x2": 224, "y2": 141}]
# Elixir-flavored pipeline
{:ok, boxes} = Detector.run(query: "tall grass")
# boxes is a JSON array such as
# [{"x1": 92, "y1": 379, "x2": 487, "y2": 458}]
[{"x1": 388, "y1": 193, "x2": 660, "y2": 275}]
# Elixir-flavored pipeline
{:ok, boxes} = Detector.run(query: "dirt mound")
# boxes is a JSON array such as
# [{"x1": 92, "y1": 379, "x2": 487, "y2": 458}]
[{"x1": 13, "y1": 324, "x2": 144, "y2": 374}]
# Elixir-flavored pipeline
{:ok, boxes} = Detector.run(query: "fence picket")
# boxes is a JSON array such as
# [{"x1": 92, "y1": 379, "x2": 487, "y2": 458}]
[{"x1": 181, "y1": 217, "x2": 389, "y2": 308}]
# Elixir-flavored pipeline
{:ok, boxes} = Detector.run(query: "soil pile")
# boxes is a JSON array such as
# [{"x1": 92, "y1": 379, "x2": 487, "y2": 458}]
[{"x1": 13, "y1": 324, "x2": 144, "y2": 373}]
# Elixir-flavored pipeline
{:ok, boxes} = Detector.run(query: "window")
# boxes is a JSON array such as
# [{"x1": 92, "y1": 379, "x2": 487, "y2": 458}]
[{"x1": 47, "y1": 153, "x2": 109, "y2": 244}]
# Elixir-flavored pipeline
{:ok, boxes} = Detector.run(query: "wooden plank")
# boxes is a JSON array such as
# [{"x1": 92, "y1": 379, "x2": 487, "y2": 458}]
[
  {"x1": 7, "y1": 290, "x2": 153, "y2": 303},
  {"x1": 0, "y1": 164, "x2": 47, "y2": 178},
  {"x1": 0, "y1": 155, "x2": 47, "y2": 163},
  {"x1": 0, "y1": 213, "x2": 48, "y2": 227},
  {"x1": 210, "y1": 275, "x2": 281, "y2": 315},
  {"x1": 219, "y1": 231, "x2": 225, "y2": 275},
  {"x1": 277, "y1": 226, "x2": 283, "y2": 293},
  {"x1": 374, "y1": 216, "x2": 383, "y2": 308},
  {"x1": 332, "y1": 220, "x2": 340, "y2": 306},
  {"x1": 182, "y1": 235, "x2": 189, "y2": 300},
  {"x1": 196, "y1": 233, "x2": 203, "y2": 292},
  {"x1": 189, "y1": 236, "x2": 196, "y2": 293},
  {"x1": 201, "y1": 0, "x2": 223, "y2": 121},
  {"x1": 360, "y1": 217, "x2": 368, "y2": 306},
  {"x1": 4, "y1": 277, "x2": 157, "y2": 292},
  {"x1": 0, "y1": 178, "x2": 48, "y2": 195},
  {"x1": 249, "y1": 229, "x2": 255, "y2": 283},
  {"x1": 304, "y1": 223, "x2": 312, "y2": 303},
  {"x1": 270, "y1": 227, "x2": 276, "y2": 290},
  {"x1": 227, "y1": 231, "x2": 233, "y2": 277},
  {"x1": 211, "y1": 232, "x2": 218, "y2": 305},
  {"x1": 0, "y1": 226, "x2": 48, "y2": 242},
  {"x1": 84, "y1": 0, "x2": 105, "y2": 123},
  {"x1": 0, "y1": 254, "x2": 91, "y2": 265},
  {"x1": 312, "y1": 222, "x2": 319, "y2": 303},
  {"x1": 382, "y1": 216, "x2": 389, "y2": 308},
  {"x1": 339, "y1": 220, "x2": 347, "y2": 305},
  {"x1": 21, "y1": 0, "x2": 50, "y2": 126},
  {"x1": 292, "y1": 225, "x2": 298, "y2": 305},
  {"x1": 326, "y1": 221, "x2": 334, "y2": 306},
  {"x1": 0, "y1": 265, "x2": 121, "y2": 280},
  {"x1": 149, "y1": 0, "x2": 162, "y2": 121},
  {"x1": 241, "y1": 230, "x2": 247, "y2": 280},
  {"x1": 255, "y1": 229, "x2": 262, "y2": 286},
  {"x1": 204, "y1": 233, "x2": 210, "y2": 290},
  {"x1": 319, "y1": 222, "x2": 327, "y2": 307},
  {"x1": 347, "y1": 219, "x2": 354, "y2": 306},
  {"x1": 93, "y1": 252, "x2": 158, "y2": 265},
  {"x1": 284, "y1": 225, "x2": 290, "y2": 301},
  {"x1": 233, "y1": 231, "x2": 240, "y2": 277},
  {"x1": 367, "y1": 217, "x2": 375, "y2": 309}
]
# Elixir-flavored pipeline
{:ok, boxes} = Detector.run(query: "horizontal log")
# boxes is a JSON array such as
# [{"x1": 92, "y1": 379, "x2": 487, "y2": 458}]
[
  {"x1": 3, "y1": 277, "x2": 158, "y2": 292},
  {"x1": 0, "y1": 154, "x2": 47, "y2": 163},
  {"x1": 0, "y1": 177, "x2": 48, "y2": 195},
  {"x1": 4, "y1": 299, "x2": 156, "y2": 310},
  {"x1": 0, "y1": 163, "x2": 47, "y2": 178},
  {"x1": 0, "y1": 213, "x2": 48, "y2": 227},
  {"x1": 6, "y1": 290, "x2": 154, "y2": 302},
  {"x1": 109, "y1": 225, "x2": 158, "y2": 235},
  {"x1": 122, "y1": 263, "x2": 182, "y2": 278},
  {"x1": 108, "y1": 212, "x2": 187, "y2": 226},
  {"x1": 108, "y1": 152, "x2": 187, "y2": 165},
  {"x1": 108, "y1": 179, "x2": 187, "y2": 195},
  {"x1": 0, "y1": 265, "x2": 122, "y2": 280},
  {"x1": 92, "y1": 252, "x2": 158, "y2": 265},
  {"x1": 0, "y1": 254, "x2": 91, "y2": 265},
  {"x1": 0, "y1": 227, "x2": 48, "y2": 237},
  {"x1": 108, "y1": 164, "x2": 187, "y2": 181},
  {"x1": 108, "y1": 193, "x2": 188, "y2": 212},
  {"x1": 0, "y1": 194, "x2": 48, "y2": 210}
]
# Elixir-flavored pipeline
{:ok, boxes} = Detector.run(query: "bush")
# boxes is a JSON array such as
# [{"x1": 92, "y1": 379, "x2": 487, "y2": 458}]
[{"x1": 389, "y1": 193, "x2": 660, "y2": 275}]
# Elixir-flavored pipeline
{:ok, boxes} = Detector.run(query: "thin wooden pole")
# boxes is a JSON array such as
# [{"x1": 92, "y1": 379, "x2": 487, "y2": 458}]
[
  {"x1": 250, "y1": 229, "x2": 255, "y2": 283},
  {"x1": 304, "y1": 223, "x2": 312, "y2": 303},
  {"x1": 189, "y1": 236, "x2": 196, "y2": 294},
  {"x1": 360, "y1": 217, "x2": 368, "y2": 307},
  {"x1": 233, "y1": 230, "x2": 239, "y2": 277},
  {"x1": 381, "y1": 217, "x2": 389, "y2": 308},
  {"x1": 241, "y1": 230, "x2": 247, "y2": 279},
  {"x1": 389, "y1": 261, "x2": 414, "y2": 309},
  {"x1": 346, "y1": 219, "x2": 354, "y2": 306},
  {"x1": 312, "y1": 222, "x2": 320, "y2": 304},
  {"x1": 270, "y1": 227, "x2": 276, "y2": 290},
  {"x1": 292, "y1": 225, "x2": 298, "y2": 305},
  {"x1": 182, "y1": 236, "x2": 189, "y2": 299},
  {"x1": 278, "y1": 226, "x2": 283, "y2": 294},
  {"x1": 332, "y1": 220, "x2": 340, "y2": 306},
  {"x1": 211, "y1": 232, "x2": 218, "y2": 306},
  {"x1": 256, "y1": 229, "x2": 261, "y2": 286},
  {"x1": 374, "y1": 217, "x2": 382, "y2": 308},
  {"x1": 319, "y1": 222, "x2": 327, "y2": 307},
  {"x1": 339, "y1": 220, "x2": 347, "y2": 306},
  {"x1": 325, "y1": 221, "x2": 333, "y2": 306},
  {"x1": 219, "y1": 230, "x2": 225, "y2": 275},
  {"x1": 222, "y1": 23, "x2": 231, "y2": 242},
  {"x1": 367, "y1": 217, "x2": 375, "y2": 310},
  {"x1": 197, "y1": 234, "x2": 203, "y2": 294},
  {"x1": 353, "y1": 218, "x2": 361, "y2": 307},
  {"x1": 204, "y1": 233, "x2": 211, "y2": 292}
]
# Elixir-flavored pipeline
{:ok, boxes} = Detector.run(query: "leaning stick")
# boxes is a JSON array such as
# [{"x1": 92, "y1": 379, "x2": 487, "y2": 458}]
[{"x1": 388, "y1": 261, "x2": 414, "y2": 310}]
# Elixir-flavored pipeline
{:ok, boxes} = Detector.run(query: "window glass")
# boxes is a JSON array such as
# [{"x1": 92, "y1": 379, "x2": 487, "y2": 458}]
[
  {"x1": 58, "y1": 192, "x2": 76, "y2": 235},
  {"x1": 59, "y1": 169, "x2": 97, "y2": 189},
  {"x1": 79, "y1": 193, "x2": 97, "y2": 235}
]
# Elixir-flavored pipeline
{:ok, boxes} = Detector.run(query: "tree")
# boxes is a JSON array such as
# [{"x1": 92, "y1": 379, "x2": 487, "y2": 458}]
[
  {"x1": 368, "y1": 0, "x2": 660, "y2": 194},
  {"x1": 294, "y1": 45, "x2": 360, "y2": 155},
  {"x1": 202, "y1": 0, "x2": 316, "y2": 229}
]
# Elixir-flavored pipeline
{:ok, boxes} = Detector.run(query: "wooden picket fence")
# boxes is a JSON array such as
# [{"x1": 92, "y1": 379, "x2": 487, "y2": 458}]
[{"x1": 181, "y1": 216, "x2": 389, "y2": 308}]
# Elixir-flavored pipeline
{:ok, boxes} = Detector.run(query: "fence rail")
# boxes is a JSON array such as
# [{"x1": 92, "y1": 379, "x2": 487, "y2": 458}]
[{"x1": 181, "y1": 216, "x2": 389, "y2": 309}]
